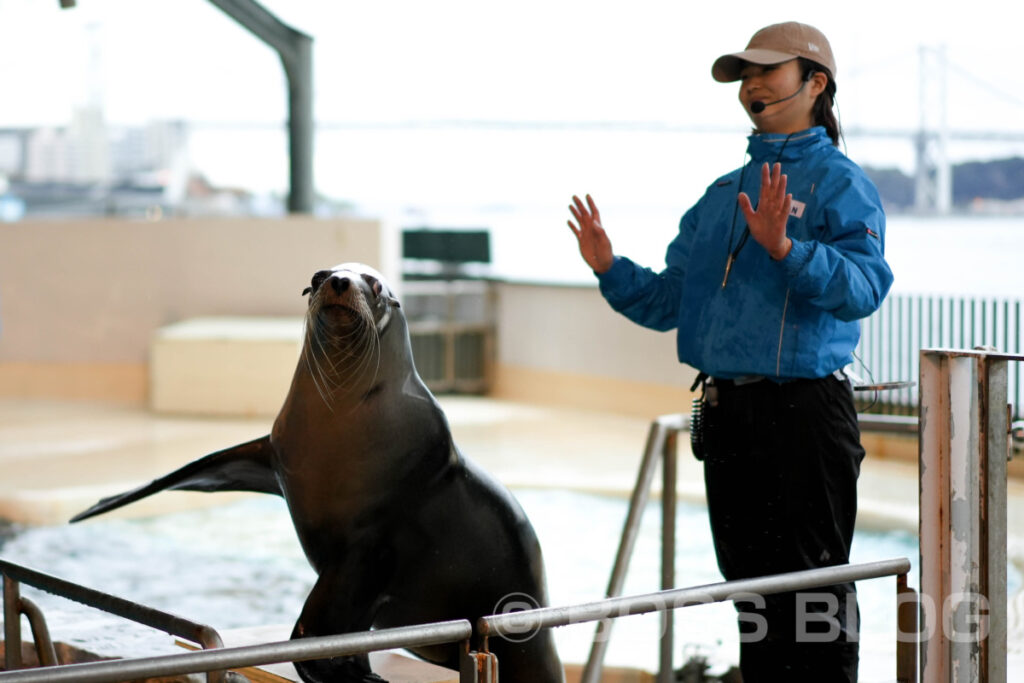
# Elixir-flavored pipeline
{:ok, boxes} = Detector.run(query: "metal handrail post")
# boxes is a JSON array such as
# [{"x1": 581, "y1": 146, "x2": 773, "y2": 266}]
[
  {"x1": 16, "y1": 598, "x2": 57, "y2": 668},
  {"x1": 582, "y1": 413, "x2": 686, "y2": 683},
  {"x1": 918, "y1": 348, "x2": 1019, "y2": 682},
  {"x1": 659, "y1": 428, "x2": 678, "y2": 683},
  {"x1": 3, "y1": 576, "x2": 21, "y2": 671},
  {"x1": 0, "y1": 559, "x2": 228, "y2": 682},
  {"x1": 579, "y1": 417, "x2": 667, "y2": 683},
  {"x1": 0, "y1": 582, "x2": 52, "y2": 670},
  {"x1": 460, "y1": 646, "x2": 499, "y2": 683},
  {"x1": 896, "y1": 572, "x2": 918, "y2": 683}
]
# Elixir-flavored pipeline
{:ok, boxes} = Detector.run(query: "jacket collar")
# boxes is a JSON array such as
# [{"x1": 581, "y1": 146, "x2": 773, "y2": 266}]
[{"x1": 746, "y1": 126, "x2": 829, "y2": 164}]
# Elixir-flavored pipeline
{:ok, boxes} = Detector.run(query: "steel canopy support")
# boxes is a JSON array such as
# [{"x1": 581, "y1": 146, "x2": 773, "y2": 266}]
[{"x1": 207, "y1": 0, "x2": 314, "y2": 213}]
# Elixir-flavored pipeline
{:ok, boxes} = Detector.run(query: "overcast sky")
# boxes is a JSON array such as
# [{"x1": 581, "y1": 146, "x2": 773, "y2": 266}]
[
  {"x1": 4, "y1": 0, "x2": 1021, "y2": 127},
  {"x1": 2, "y1": 0, "x2": 1023, "y2": 201}
]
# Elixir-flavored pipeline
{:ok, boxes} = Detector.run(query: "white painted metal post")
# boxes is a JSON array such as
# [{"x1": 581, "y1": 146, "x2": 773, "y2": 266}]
[{"x1": 919, "y1": 349, "x2": 1012, "y2": 682}]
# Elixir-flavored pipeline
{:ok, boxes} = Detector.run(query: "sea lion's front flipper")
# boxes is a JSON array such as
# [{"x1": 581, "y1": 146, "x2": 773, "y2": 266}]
[
  {"x1": 70, "y1": 435, "x2": 279, "y2": 523},
  {"x1": 291, "y1": 556, "x2": 391, "y2": 682}
]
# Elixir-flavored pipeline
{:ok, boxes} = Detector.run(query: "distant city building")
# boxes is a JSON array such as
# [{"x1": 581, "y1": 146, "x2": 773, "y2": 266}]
[
  {"x1": 26, "y1": 126, "x2": 73, "y2": 182},
  {"x1": 0, "y1": 117, "x2": 281, "y2": 218},
  {"x1": 0, "y1": 133, "x2": 23, "y2": 176},
  {"x1": 110, "y1": 120, "x2": 189, "y2": 179},
  {"x1": 67, "y1": 105, "x2": 111, "y2": 184},
  {"x1": 19, "y1": 108, "x2": 184, "y2": 186}
]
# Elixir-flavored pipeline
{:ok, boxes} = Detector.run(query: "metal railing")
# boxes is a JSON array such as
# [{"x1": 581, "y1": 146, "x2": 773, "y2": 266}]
[
  {"x1": 576, "y1": 413, "x2": 684, "y2": 682},
  {"x1": 575, "y1": 411, "x2": 921, "y2": 683},
  {"x1": 0, "y1": 614, "x2": 471, "y2": 683},
  {"x1": 483, "y1": 561, "x2": 915, "y2": 635},
  {"x1": 480, "y1": 558, "x2": 915, "y2": 676},
  {"x1": 3, "y1": 554, "x2": 914, "y2": 683},
  {"x1": 1, "y1": 558, "x2": 230, "y2": 680},
  {"x1": 858, "y1": 292, "x2": 1024, "y2": 418}
]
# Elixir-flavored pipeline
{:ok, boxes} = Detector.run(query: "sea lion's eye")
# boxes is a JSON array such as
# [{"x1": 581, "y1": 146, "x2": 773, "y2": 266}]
[
  {"x1": 362, "y1": 274, "x2": 383, "y2": 297},
  {"x1": 304, "y1": 270, "x2": 332, "y2": 296}
]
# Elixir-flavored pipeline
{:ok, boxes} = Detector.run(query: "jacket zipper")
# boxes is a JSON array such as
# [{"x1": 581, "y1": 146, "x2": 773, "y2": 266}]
[{"x1": 776, "y1": 288, "x2": 791, "y2": 377}]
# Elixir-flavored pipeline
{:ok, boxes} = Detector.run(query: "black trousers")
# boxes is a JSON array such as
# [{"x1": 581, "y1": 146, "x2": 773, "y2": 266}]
[{"x1": 701, "y1": 374, "x2": 864, "y2": 682}]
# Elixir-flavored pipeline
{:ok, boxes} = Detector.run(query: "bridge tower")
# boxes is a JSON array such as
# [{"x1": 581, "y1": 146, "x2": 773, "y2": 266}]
[{"x1": 914, "y1": 45, "x2": 952, "y2": 214}]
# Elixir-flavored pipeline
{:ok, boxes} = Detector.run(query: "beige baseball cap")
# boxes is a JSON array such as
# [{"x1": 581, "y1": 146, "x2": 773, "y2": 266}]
[{"x1": 712, "y1": 21, "x2": 836, "y2": 82}]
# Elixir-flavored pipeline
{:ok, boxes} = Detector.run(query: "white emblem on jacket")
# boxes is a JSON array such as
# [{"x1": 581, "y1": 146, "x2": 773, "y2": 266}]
[{"x1": 789, "y1": 198, "x2": 806, "y2": 219}]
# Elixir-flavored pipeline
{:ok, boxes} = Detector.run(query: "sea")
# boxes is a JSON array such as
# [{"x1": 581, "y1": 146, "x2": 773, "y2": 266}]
[
  {"x1": 445, "y1": 207, "x2": 1024, "y2": 301},
  {"x1": 192, "y1": 126, "x2": 1024, "y2": 301}
]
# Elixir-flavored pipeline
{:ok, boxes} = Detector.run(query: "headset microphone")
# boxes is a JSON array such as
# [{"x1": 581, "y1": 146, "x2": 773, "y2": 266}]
[
  {"x1": 749, "y1": 70, "x2": 816, "y2": 114},
  {"x1": 749, "y1": 100, "x2": 770, "y2": 114}
]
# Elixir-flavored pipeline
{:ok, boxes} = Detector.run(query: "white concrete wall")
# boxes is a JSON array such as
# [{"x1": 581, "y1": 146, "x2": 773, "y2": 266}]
[
  {"x1": 491, "y1": 281, "x2": 698, "y2": 416},
  {"x1": 0, "y1": 216, "x2": 390, "y2": 402},
  {"x1": 0, "y1": 217, "x2": 695, "y2": 416}
]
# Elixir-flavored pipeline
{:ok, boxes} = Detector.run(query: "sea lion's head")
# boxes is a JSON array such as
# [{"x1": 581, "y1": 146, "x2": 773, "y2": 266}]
[
  {"x1": 301, "y1": 263, "x2": 402, "y2": 404},
  {"x1": 303, "y1": 263, "x2": 400, "y2": 332}
]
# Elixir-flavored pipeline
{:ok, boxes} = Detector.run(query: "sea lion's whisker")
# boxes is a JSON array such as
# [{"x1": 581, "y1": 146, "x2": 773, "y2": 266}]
[{"x1": 304, "y1": 292, "x2": 385, "y2": 406}]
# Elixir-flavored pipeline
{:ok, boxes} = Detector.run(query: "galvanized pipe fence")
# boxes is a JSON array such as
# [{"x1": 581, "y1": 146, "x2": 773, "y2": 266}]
[
  {"x1": 857, "y1": 292, "x2": 1024, "y2": 419},
  {"x1": 2, "y1": 554, "x2": 913, "y2": 683}
]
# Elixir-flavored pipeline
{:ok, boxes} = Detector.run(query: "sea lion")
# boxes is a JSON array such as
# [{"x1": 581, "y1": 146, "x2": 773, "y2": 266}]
[{"x1": 72, "y1": 263, "x2": 564, "y2": 683}]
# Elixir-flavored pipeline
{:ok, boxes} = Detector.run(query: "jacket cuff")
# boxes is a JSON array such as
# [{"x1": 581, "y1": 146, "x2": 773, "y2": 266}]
[
  {"x1": 595, "y1": 255, "x2": 628, "y2": 288},
  {"x1": 780, "y1": 239, "x2": 813, "y2": 279}
]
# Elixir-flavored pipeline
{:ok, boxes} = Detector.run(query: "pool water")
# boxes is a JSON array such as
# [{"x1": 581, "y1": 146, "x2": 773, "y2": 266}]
[{"x1": 0, "y1": 489, "x2": 1017, "y2": 679}]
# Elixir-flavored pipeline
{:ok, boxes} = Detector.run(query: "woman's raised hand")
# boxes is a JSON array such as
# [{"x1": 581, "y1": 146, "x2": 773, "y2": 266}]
[
  {"x1": 738, "y1": 162, "x2": 794, "y2": 261},
  {"x1": 567, "y1": 194, "x2": 614, "y2": 274}
]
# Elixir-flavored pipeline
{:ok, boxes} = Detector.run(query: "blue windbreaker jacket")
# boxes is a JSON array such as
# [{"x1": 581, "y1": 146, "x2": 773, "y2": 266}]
[{"x1": 596, "y1": 126, "x2": 894, "y2": 381}]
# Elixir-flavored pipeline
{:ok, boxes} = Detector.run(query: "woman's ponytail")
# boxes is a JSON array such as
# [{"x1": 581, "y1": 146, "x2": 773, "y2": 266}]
[{"x1": 799, "y1": 58, "x2": 841, "y2": 147}]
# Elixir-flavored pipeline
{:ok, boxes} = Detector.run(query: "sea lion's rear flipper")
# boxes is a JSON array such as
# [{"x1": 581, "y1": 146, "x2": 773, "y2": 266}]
[{"x1": 70, "y1": 435, "x2": 279, "y2": 523}]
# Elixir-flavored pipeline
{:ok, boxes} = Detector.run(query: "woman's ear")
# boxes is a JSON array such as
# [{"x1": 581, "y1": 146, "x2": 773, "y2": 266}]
[{"x1": 808, "y1": 71, "x2": 829, "y2": 98}]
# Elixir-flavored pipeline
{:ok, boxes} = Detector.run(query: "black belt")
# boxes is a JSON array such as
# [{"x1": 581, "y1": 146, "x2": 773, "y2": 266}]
[
  {"x1": 710, "y1": 374, "x2": 845, "y2": 390},
  {"x1": 689, "y1": 371, "x2": 766, "y2": 393},
  {"x1": 708, "y1": 375, "x2": 766, "y2": 389}
]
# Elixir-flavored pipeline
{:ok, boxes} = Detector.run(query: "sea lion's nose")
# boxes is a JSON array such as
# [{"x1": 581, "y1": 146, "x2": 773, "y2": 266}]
[{"x1": 330, "y1": 276, "x2": 350, "y2": 294}]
